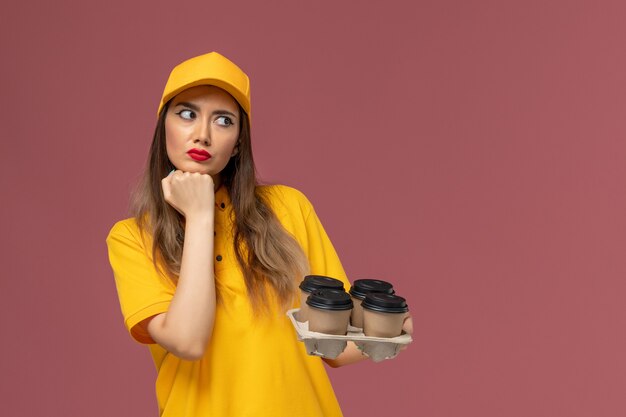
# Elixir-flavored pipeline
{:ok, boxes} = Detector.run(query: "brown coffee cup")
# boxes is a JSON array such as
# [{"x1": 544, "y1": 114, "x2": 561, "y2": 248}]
[
  {"x1": 349, "y1": 279, "x2": 395, "y2": 328},
  {"x1": 306, "y1": 289, "x2": 353, "y2": 335},
  {"x1": 362, "y1": 293, "x2": 409, "y2": 338},
  {"x1": 297, "y1": 275, "x2": 345, "y2": 322}
]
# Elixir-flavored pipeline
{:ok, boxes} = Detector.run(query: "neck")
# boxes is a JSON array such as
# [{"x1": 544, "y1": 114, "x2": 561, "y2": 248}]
[{"x1": 211, "y1": 174, "x2": 222, "y2": 191}]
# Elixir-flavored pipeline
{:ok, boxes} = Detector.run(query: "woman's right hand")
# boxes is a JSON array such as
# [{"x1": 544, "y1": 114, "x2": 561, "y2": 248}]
[
  {"x1": 161, "y1": 170, "x2": 215, "y2": 219},
  {"x1": 150, "y1": 170, "x2": 218, "y2": 360}
]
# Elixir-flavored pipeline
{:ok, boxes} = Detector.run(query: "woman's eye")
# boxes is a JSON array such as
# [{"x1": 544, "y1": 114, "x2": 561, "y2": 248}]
[
  {"x1": 176, "y1": 109, "x2": 195, "y2": 120},
  {"x1": 215, "y1": 116, "x2": 233, "y2": 126}
]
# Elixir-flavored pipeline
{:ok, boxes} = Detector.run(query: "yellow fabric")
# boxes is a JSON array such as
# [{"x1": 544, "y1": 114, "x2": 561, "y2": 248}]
[{"x1": 106, "y1": 185, "x2": 349, "y2": 417}]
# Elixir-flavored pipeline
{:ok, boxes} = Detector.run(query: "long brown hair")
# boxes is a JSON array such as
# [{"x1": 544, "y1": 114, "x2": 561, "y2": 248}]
[{"x1": 131, "y1": 100, "x2": 308, "y2": 312}]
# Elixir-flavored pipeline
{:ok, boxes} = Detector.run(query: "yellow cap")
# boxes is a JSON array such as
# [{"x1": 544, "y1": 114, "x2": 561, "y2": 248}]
[{"x1": 157, "y1": 52, "x2": 251, "y2": 118}]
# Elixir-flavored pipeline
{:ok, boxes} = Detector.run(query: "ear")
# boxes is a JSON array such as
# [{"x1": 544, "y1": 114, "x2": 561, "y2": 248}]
[{"x1": 231, "y1": 144, "x2": 240, "y2": 157}]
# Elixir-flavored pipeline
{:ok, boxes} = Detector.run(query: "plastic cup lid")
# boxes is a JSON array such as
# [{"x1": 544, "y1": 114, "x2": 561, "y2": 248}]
[
  {"x1": 306, "y1": 289, "x2": 353, "y2": 311},
  {"x1": 349, "y1": 279, "x2": 395, "y2": 299},
  {"x1": 361, "y1": 293, "x2": 409, "y2": 314},
  {"x1": 299, "y1": 275, "x2": 345, "y2": 293}
]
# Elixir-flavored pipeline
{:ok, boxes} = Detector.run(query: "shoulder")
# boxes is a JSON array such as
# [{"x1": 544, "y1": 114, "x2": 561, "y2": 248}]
[
  {"x1": 107, "y1": 217, "x2": 140, "y2": 236},
  {"x1": 257, "y1": 184, "x2": 314, "y2": 218},
  {"x1": 106, "y1": 217, "x2": 146, "y2": 245}
]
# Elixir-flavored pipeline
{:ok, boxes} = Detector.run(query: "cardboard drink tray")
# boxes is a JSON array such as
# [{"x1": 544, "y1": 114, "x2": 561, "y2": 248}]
[{"x1": 286, "y1": 308, "x2": 412, "y2": 362}]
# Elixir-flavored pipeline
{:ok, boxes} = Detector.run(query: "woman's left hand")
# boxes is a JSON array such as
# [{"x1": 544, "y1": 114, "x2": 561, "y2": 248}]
[{"x1": 400, "y1": 314, "x2": 414, "y2": 351}]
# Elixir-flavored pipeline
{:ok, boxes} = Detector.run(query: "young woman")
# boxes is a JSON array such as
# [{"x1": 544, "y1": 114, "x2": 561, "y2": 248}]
[{"x1": 106, "y1": 51, "x2": 412, "y2": 416}]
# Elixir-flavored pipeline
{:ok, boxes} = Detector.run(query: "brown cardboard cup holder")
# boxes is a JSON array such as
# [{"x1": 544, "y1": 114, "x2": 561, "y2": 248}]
[{"x1": 287, "y1": 308, "x2": 412, "y2": 362}]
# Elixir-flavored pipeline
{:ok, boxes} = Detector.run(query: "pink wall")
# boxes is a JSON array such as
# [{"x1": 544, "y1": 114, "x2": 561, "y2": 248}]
[{"x1": 2, "y1": 1, "x2": 626, "y2": 415}]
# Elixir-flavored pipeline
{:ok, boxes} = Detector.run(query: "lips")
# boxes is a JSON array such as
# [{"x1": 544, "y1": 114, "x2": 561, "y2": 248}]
[{"x1": 187, "y1": 148, "x2": 211, "y2": 161}]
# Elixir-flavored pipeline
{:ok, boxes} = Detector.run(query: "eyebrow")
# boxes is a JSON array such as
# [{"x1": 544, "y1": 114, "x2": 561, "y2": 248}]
[{"x1": 174, "y1": 101, "x2": 238, "y2": 118}]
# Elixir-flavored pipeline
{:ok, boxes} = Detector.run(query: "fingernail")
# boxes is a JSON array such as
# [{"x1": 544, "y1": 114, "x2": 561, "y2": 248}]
[{"x1": 169, "y1": 169, "x2": 175, "y2": 175}]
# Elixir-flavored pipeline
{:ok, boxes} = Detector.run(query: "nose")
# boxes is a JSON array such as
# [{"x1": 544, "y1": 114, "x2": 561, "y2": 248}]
[{"x1": 194, "y1": 119, "x2": 211, "y2": 146}]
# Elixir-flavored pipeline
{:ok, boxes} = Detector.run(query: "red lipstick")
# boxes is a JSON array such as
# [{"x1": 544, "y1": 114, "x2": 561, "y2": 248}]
[{"x1": 187, "y1": 149, "x2": 211, "y2": 161}]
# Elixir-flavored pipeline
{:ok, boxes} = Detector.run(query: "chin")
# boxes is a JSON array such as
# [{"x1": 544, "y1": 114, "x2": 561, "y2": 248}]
[{"x1": 174, "y1": 162, "x2": 210, "y2": 175}]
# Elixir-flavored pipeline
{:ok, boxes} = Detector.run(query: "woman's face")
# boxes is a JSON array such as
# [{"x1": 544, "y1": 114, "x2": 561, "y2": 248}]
[{"x1": 165, "y1": 85, "x2": 241, "y2": 182}]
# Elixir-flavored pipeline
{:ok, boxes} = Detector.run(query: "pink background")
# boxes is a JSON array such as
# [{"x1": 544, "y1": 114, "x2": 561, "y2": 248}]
[{"x1": 2, "y1": 1, "x2": 626, "y2": 415}]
